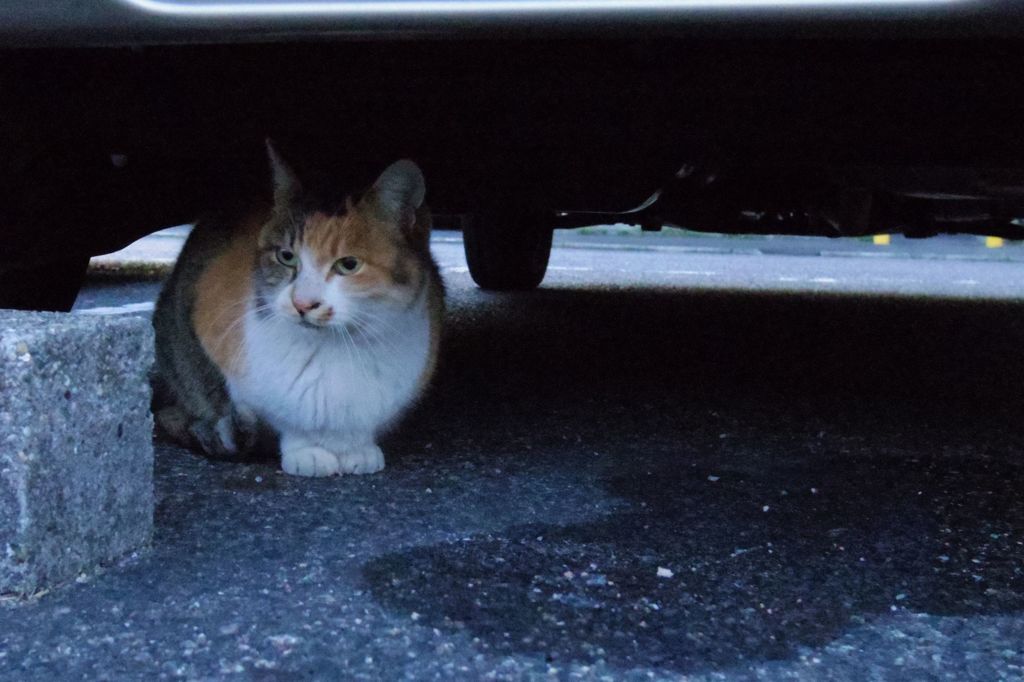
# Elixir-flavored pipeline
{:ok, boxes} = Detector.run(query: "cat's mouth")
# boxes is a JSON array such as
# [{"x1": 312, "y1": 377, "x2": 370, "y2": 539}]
[{"x1": 298, "y1": 317, "x2": 327, "y2": 329}]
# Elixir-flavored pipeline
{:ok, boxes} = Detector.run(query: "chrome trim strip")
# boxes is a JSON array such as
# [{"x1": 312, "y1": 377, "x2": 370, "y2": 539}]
[{"x1": 121, "y1": 0, "x2": 968, "y2": 18}]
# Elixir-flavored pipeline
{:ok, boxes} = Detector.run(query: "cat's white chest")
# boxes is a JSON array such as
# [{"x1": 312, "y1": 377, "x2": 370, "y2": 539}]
[{"x1": 229, "y1": 307, "x2": 430, "y2": 440}]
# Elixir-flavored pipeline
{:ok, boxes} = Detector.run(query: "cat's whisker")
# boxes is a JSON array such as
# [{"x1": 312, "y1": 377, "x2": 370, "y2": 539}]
[
  {"x1": 209, "y1": 308, "x2": 254, "y2": 359},
  {"x1": 346, "y1": 312, "x2": 386, "y2": 340},
  {"x1": 213, "y1": 301, "x2": 275, "y2": 348},
  {"x1": 217, "y1": 301, "x2": 286, "y2": 370},
  {"x1": 341, "y1": 312, "x2": 399, "y2": 356},
  {"x1": 350, "y1": 312, "x2": 396, "y2": 334},
  {"x1": 348, "y1": 326, "x2": 375, "y2": 384},
  {"x1": 349, "y1": 317, "x2": 402, "y2": 358},
  {"x1": 352, "y1": 325, "x2": 399, "y2": 364},
  {"x1": 349, "y1": 309, "x2": 404, "y2": 341},
  {"x1": 360, "y1": 323, "x2": 405, "y2": 359},
  {"x1": 202, "y1": 298, "x2": 250, "y2": 343},
  {"x1": 335, "y1": 324, "x2": 372, "y2": 388}
]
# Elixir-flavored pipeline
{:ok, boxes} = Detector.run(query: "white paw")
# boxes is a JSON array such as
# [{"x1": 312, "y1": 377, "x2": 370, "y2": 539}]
[
  {"x1": 336, "y1": 444, "x2": 385, "y2": 475},
  {"x1": 281, "y1": 445, "x2": 340, "y2": 477},
  {"x1": 215, "y1": 415, "x2": 238, "y2": 453}
]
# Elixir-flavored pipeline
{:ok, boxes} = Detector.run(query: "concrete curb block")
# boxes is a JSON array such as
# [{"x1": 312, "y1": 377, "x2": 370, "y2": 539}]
[
  {"x1": 0, "y1": 311, "x2": 154, "y2": 598},
  {"x1": 87, "y1": 259, "x2": 174, "y2": 281}
]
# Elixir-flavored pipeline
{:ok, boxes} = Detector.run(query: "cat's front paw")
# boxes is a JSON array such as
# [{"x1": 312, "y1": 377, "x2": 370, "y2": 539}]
[
  {"x1": 336, "y1": 444, "x2": 385, "y2": 475},
  {"x1": 281, "y1": 445, "x2": 340, "y2": 477},
  {"x1": 187, "y1": 415, "x2": 239, "y2": 459}
]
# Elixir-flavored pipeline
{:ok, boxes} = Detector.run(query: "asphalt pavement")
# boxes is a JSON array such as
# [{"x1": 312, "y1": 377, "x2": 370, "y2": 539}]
[{"x1": 3, "y1": 230, "x2": 1023, "y2": 680}]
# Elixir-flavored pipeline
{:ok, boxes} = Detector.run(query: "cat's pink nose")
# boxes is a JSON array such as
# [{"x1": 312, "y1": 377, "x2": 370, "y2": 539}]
[{"x1": 292, "y1": 297, "x2": 321, "y2": 315}]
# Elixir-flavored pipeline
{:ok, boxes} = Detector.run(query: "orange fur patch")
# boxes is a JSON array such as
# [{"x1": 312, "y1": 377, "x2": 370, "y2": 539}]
[
  {"x1": 303, "y1": 206, "x2": 420, "y2": 298},
  {"x1": 192, "y1": 211, "x2": 266, "y2": 377}
]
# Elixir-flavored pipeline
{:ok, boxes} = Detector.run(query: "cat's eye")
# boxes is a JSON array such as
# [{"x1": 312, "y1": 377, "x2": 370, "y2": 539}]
[
  {"x1": 276, "y1": 248, "x2": 298, "y2": 267},
  {"x1": 334, "y1": 256, "x2": 362, "y2": 276}
]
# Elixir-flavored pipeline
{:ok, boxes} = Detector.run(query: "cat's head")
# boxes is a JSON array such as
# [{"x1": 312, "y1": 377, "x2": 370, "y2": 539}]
[{"x1": 255, "y1": 142, "x2": 432, "y2": 331}]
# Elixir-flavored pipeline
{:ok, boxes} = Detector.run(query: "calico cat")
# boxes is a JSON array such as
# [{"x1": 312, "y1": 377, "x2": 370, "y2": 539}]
[{"x1": 152, "y1": 143, "x2": 444, "y2": 477}]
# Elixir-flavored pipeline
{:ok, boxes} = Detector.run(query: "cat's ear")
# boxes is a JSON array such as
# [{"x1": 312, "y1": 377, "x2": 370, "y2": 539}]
[
  {"x1": 368, "y1": 159, "x2": 426, "y2": 225},
  {"x1": 266, "y1": 138, "x2": 301, "y2": 208}
]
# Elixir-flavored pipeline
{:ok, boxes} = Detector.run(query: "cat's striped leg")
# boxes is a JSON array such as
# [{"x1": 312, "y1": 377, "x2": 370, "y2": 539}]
[
  {"x1": 156, "y1": 403, "x2": 259, "y2": 460},
  {"x1": 190, "y1": 415, "x2": 239, "y2": 458},
  {"x1": 154, "y1": 404, "x2": 233, "y2": 456},
  {"x1": 155, "y1": 405, "x2": 193, "y2": 446},
  {"x1": 228, "y1": 403, "x2": 261, "y2": 454}
]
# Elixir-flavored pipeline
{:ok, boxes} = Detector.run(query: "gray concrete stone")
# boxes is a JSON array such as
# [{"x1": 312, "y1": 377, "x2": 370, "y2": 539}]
[{"x1": 0, "y1": 311, "x2": 153, "y2": 597}]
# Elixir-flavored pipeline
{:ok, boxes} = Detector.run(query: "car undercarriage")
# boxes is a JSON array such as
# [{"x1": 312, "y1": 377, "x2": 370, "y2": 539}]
[{"x1": 2, "y1": 2, "x2": 1024, "y2": 303}]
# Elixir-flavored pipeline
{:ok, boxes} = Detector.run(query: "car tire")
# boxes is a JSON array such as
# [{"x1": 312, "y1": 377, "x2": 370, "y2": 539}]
[
  {"x1": 0, "y1": 254, "x2": 90, "y2": 311},
  {"x1": 462, "y1": 211, "x2": 553, "y2": 291}
]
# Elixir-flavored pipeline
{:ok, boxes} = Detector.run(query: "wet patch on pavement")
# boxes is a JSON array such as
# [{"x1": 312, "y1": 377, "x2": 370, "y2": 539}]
[{"x1": 365, "y1": 446, "x2": 1024, "y2": 676}]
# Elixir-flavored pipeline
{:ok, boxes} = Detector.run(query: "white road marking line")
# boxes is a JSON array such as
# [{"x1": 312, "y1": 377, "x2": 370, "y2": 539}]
[
  {"x1": 809, "y1": 277, "x2": 838, "y2": 284},
  {"x1": 868, "y1": 276, "x2": 928, "y2": 285},
  {"x1": 954, "y1": 279, "x2": 979, "y2": 286},
  {"x1": 658, "y1": 270, "x2": 720, "y2": 276},
  {"x1": 76, "y1": 302, "x2": 155, "y2": 316}
]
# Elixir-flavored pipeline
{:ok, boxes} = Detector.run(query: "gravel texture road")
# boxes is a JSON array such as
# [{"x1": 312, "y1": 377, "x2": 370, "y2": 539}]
[{"x1": 3, "y1": 234, "x2": 1023, "y2": 680}]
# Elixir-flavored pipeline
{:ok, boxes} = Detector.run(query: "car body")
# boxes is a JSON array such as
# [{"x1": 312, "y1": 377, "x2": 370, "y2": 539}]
[{"x1": 2, "y1": 0, "x2": 1024, "y2": 303}]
